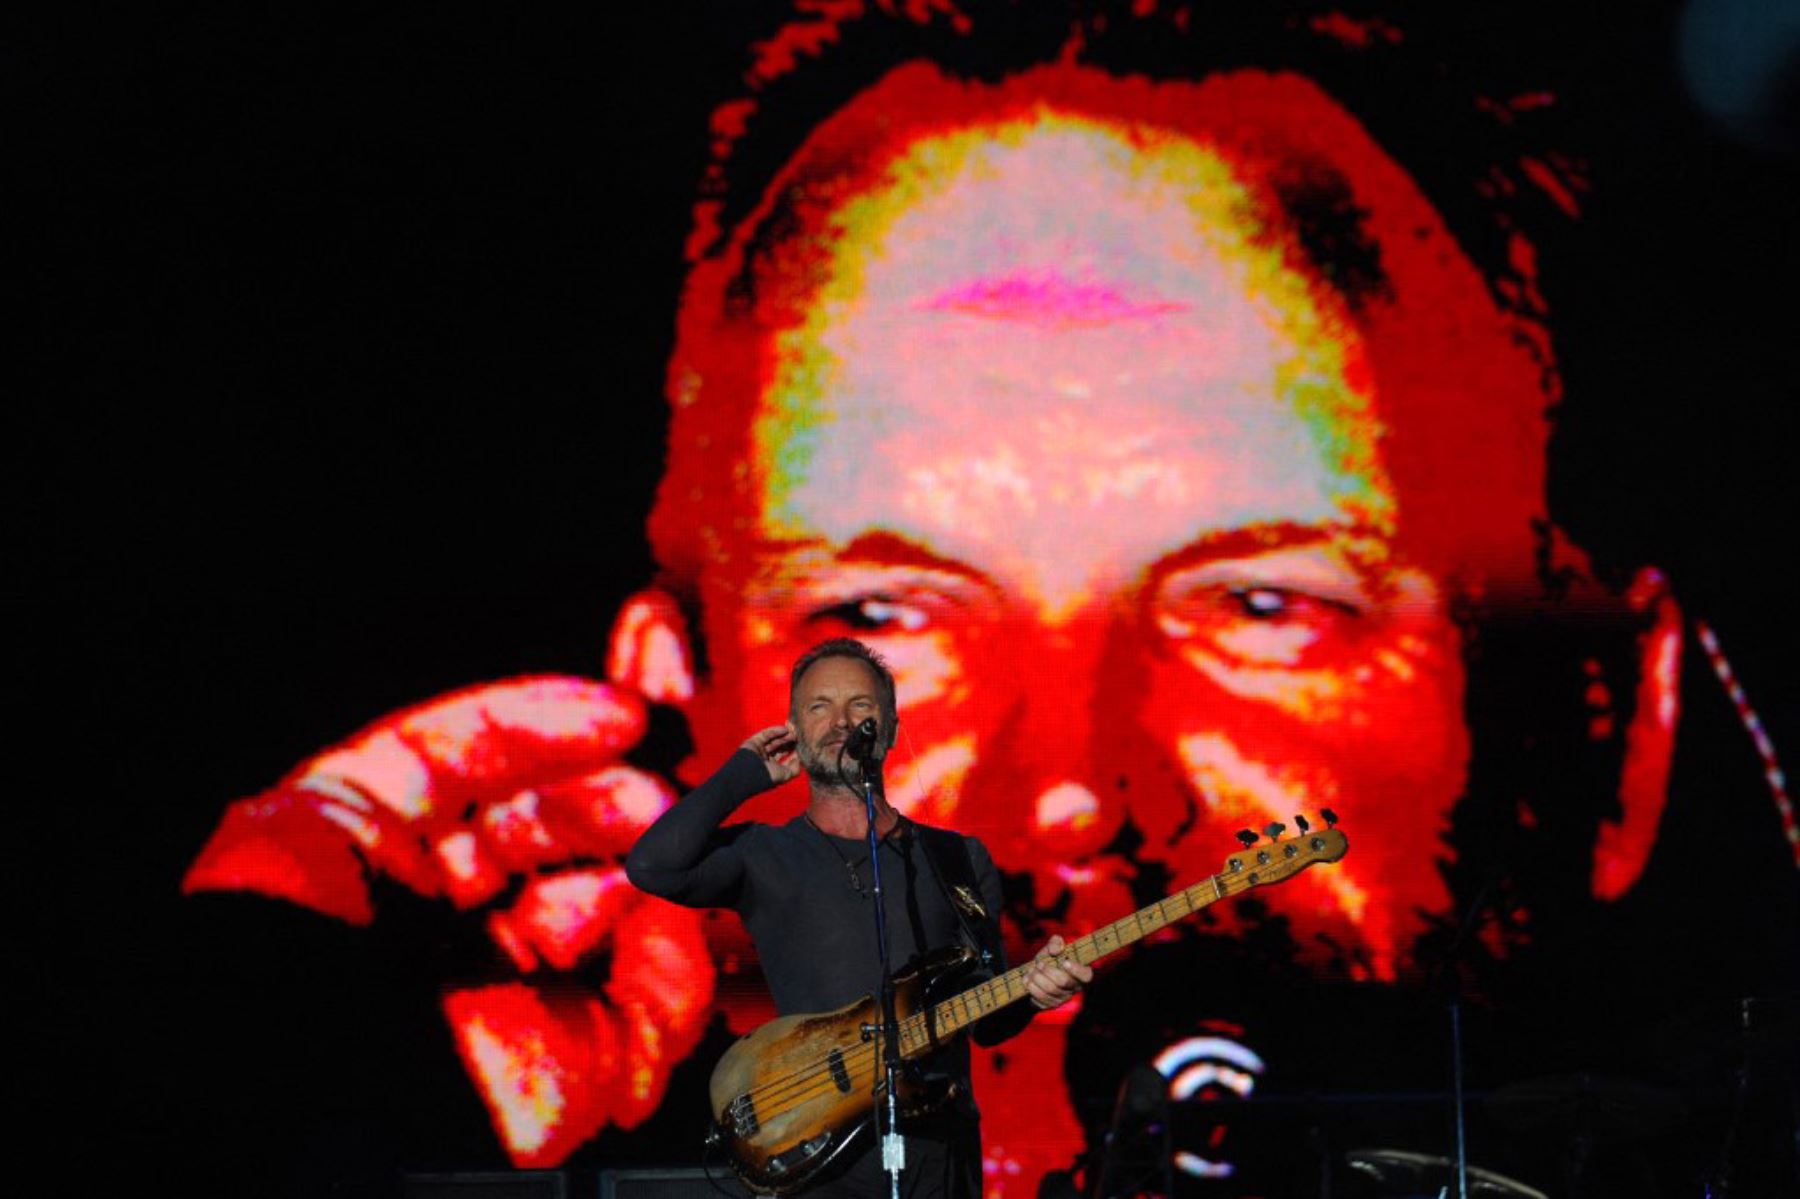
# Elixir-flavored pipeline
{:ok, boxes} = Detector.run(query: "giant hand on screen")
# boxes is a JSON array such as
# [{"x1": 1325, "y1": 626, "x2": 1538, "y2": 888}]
[{"x1": 182, "y1": 591, "x2": 715, "y2": 1168}]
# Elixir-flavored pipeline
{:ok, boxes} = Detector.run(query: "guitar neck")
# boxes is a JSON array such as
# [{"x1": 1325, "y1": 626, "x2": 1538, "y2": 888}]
[{"x1": 896, "y1": 868, "x2": 1241, "y2": 1058}]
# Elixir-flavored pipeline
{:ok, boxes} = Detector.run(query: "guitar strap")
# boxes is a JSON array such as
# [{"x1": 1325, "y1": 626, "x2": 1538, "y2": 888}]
[{"x1": 912, "y1": 822, "x2": 1005, "y2": 974}]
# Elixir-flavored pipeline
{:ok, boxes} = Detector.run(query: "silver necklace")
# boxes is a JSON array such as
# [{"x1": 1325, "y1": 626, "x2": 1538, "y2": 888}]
[{"x1": 803, "y1": 813, "x2": 878, "y2": 898}]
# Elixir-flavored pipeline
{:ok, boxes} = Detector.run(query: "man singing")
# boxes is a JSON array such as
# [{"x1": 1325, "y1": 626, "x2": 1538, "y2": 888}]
[{"x1": 626, "y1": 638, "x2": 1090, "y2": 1199}]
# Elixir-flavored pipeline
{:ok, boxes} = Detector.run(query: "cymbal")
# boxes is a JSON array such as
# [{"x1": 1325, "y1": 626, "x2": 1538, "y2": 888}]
[
  {"x1": 1345, "y1": 1148, "x2": 1549, "y2": 1199},
  {"x1": 1485, "y1": 1071, "x2": 1687, "y2": 1140}
]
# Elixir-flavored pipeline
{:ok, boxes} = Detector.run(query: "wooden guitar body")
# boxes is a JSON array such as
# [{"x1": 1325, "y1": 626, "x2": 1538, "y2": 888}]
[{"x1": 707, "y1": 945, "x2": 974, "y2": 1195}]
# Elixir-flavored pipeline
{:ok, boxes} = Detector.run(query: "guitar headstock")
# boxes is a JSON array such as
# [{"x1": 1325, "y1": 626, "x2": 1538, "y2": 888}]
[{"x1": 1218, "y1": 812, "x2": 1348, "y2": 890}]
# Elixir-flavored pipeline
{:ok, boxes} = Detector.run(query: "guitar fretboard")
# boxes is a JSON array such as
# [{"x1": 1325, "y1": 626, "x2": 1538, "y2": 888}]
[{"x1": 893, "y1": 831, "x2": 1340, "y2": 1060}]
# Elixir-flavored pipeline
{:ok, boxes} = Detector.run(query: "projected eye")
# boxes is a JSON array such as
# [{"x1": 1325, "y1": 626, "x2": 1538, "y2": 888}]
[
  {"x1": 1158, "y1": 585, "x2": 1359, "y2": 667},
  {"x1": 1152, "y1": 551, "x2": 1371, "y2": 669},
  {"x1": 1230, "y1": 587, "x2": 1298, "y2": 619},
  {"x1": 809, "y1": 596, "x2": 933, "y2": 634}
]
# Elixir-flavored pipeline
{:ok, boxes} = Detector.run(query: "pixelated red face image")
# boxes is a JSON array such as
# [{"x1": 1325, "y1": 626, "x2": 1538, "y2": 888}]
[
  {"x1": 659, "y1": 62, "x2": 1634, "y2": 979},
  {"x1": 186, "y1": 54, "x2": 1681, "y2": 1188}
]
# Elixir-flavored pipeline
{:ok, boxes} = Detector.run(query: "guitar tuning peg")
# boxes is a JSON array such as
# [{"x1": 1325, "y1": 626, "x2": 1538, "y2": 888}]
[
  {"x1": 1293, "y1": 814, "x2": 1311, "y2": 834},
  {"x1": 1320, "y1": 808, "x2": 1339, "y2": 828},
  {"x1": 1234, "y1": 828, "x2": 1258, "y2": 848},
  {"x1": 1263, "y1": 821, "x2": 1286, "y2": 840}
]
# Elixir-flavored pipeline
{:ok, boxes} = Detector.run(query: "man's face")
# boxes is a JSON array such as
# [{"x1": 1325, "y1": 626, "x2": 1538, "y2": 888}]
[
  {"x1": 681, "y1": 73, "x2": 1547, "y2": 979},
  {"x1": 790, "y1": 655, "x2": 885, "y2": 788}
]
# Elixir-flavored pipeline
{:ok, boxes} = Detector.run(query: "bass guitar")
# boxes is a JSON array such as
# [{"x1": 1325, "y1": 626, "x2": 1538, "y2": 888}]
[{"x1": 706, "y1": 814, "x2": 1349, "y2": 1194}]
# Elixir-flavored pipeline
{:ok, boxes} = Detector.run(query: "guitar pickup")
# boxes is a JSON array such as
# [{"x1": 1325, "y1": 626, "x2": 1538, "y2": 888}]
[{"x1": 827, "y1": 1048, "x2": 852, "y2": 1094}]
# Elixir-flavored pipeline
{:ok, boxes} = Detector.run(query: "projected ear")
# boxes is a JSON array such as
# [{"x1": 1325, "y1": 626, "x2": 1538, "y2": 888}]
[
  {"x1": 605, "y1": 588, "x2": 697, "y2": 704},
  {"x1": 1592, "y1": 567, "x2": 1682, "y2": 900}
]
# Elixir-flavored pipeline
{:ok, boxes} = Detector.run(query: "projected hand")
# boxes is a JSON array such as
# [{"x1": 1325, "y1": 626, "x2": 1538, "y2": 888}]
[{"x1": 182, "y1": 591, "x2": 713, "y2": 1167}]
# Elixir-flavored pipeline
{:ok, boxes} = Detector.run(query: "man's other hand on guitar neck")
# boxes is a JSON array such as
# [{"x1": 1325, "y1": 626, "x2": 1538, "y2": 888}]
[{"x1": 1025, "y1": 935, "x2": 1092, "y2": 1011}]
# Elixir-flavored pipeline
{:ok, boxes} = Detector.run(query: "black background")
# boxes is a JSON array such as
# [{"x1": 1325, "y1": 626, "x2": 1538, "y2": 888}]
[{"x1": 19, "y1": 2, "x2": 1799, "y2": 1196}]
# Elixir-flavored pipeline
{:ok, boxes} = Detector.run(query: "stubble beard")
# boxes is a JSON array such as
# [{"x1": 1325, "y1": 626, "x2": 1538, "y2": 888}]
[{"x1": 798, "y1": 735, "x2": 866, "y2": 790}]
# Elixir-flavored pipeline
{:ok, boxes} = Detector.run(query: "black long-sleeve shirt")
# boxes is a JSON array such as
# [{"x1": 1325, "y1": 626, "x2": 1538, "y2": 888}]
[{"x1": 625, "y1": 750, "x2": 1032, "y2": 1111}]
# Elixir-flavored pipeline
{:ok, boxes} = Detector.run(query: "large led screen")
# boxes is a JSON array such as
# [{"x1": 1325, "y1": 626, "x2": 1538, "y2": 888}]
[{"x1": 88, "y1": 3, "x2": 1798, "y2": 1197}]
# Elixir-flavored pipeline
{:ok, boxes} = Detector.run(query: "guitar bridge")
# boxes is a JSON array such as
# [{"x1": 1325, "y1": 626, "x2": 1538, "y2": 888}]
[{"x1": 726, "y1": 1093, "x2": 760, "y2": 1137}]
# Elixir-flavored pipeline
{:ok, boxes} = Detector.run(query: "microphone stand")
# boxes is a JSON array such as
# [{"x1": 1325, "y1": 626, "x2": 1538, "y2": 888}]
[
  {"x1": 842, "y1": 731, "x2": 905, "y2": 1199},
  {"x1": 1429, "y1": 868, "x2": 1500, "y2": 1199}
]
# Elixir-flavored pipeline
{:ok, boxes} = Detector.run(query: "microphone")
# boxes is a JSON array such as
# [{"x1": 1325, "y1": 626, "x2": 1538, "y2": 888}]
[{"x1": 843, "y1": 716, "x2": 881, "y2": 764}]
